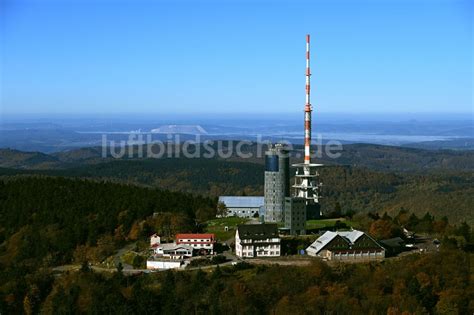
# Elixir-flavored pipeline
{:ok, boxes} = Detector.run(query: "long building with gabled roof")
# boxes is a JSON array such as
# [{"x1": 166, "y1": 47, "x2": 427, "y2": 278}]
[
  {"x1": 218, "y1": 196, "x2": 264, "y2": 218},
  {"x1": 306, "y1": 229, "x2": 385, "y2": 261}
]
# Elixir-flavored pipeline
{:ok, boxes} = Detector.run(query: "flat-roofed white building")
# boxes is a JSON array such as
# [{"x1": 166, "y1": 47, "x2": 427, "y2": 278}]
[
  {"x1": 146, "y1": 259, "x2": 183, "y2": 270},
  {"x1": 152, "y1": 243, "x2": 193, "y2": 259}
]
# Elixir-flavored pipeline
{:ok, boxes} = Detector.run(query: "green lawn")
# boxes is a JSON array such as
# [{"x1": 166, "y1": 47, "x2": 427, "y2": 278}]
[
  {"x1": 306, "y1": 218, "x2": 356, "y2": 230},
  {"x1": 206, "y1": 217, "x2": 355, "y2": 241},
  {"x1": 205, "y1": 217, "x2": 251, "y2": 241}
]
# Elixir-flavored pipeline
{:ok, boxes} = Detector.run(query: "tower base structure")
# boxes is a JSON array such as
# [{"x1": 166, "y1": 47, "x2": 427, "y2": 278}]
[
  {"x1": 291, "y1": 162, "x2": 323, "y2": 220},
  {"x1": 284, "y1": 197, "x2": 307, "y2": 235}
]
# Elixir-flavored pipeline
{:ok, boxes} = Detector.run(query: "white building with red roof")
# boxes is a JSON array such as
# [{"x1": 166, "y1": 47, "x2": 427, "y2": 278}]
[{"x1": 175, "y1": 233, "x2": 216, "y2": 255}]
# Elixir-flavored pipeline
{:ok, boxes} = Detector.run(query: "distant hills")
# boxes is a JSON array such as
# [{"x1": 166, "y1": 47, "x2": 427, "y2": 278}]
[
  {"x1": 0, "y1": 148, "x2": 61, "y2": 169},
  {"x1": 403, "y1": 138, "x2": 474, "y2": 150},
  {"x1": 320, "y1": 143, "x2": 474, "y2": 172},
  {"x1": 1, "y1": 142, "x2": 473, "y2": 173},
  {"x1": 0, "y1": 144, "x2": 473, "y2": 224},
  {"x1": 1, "y1": 117, "x2": 473, "y2": 152}
]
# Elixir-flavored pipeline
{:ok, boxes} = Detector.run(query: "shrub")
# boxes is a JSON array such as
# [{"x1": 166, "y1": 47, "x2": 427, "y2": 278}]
[{"x1": 211, "y1": 255, "x2": 227, "y2": 265}]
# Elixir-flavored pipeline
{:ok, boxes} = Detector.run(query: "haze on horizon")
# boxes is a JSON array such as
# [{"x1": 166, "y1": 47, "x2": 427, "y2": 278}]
[{"x1": 1, "y1": 0, "x2": 472, "y2": 116}]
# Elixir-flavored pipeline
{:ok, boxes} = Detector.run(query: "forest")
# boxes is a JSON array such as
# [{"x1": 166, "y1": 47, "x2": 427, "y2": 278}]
[
  {"x1": 0, "y1": 175, "x2": 473, "y2": 314},
  {"x1": 0, "y1": 144, "x2": 473, "y2": 314},
  {"x1": 1, "y1": 158, "x2": 472, "y2": 224},
  {"x1": 4, "y1": 247, "x2": 474, "y2": 314},
  {"x1": 0, "y1": 176, "x2": 221, "y2": 313}
]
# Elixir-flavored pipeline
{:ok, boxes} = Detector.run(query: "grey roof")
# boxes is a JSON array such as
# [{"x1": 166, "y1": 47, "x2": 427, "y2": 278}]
[
  {"x1": 306, "y1": 230, "x2": 377, "y2": 255},
  {"x1": 380, "y1": 237, "x2": 405, "y2": 248},
  {"x1": 338, "y1": 230, "x2": 365, "y2": 243},
  {"x1": 160, "y1": 243, "x2": 193, "y2": 251},
  {"x1": 237, "y1": 224, "x2": 279, "y2": 240},
  {"x1": 219, "y1": 196, "x2": 264, "y2": 208},
  {"x1": 306, "y1": 231, "x2": 339, "y2": 255}
]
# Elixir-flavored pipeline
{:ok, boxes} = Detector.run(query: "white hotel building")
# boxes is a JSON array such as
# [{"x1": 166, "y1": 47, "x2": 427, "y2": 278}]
[{"x1": 235, "y1": 224, "x2": 281, "y2": 258}]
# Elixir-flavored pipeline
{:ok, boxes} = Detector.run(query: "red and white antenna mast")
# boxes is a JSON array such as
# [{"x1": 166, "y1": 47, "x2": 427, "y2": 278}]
[
  {"x1": 304, "y1": 34, "x2": 312, "y2": 167},
  {"x1": 292, "y1": 34, "x2": 323, "y2": 218}
]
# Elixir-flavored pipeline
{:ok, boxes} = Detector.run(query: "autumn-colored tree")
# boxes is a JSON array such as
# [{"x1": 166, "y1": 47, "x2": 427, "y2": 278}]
[
  {"x1": 435, "y1": 289, "x2": 466, "y2": 314},
  {"x1": 113, "y1": 224, "x2": 126, "y2": 242},
  {"x1": 395, "y1": 208, "x2": 410, "y2": 226},
  {"x1": 73, "y1": 244, "x2": 93, "y2": 263},
  {"x1": 386, "y1": 306, "x2": 401, "y2": 315},
  {"x1": 274, "y1": 295, "x2": 297, "y2": 315},
  {"x1": 23, "y1": 295, "x2": 32, "y2": 315},
  {"x1": 369, "y1": 219, "x2": 396, "y2": 240},
  {"x1": 352, "y1": 212, "x2": 375, "y2": 231},
  {"x1": 432, "y1": 220, "x2": 448, "y2": 234},
  {"x1": 127, "y1": 222, "x2": 141, "y2": 240}
]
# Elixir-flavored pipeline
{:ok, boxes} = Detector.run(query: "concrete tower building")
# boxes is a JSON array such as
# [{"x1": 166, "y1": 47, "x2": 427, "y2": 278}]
[
  {"x1": 264, "y1": 144, "x2": 290, "y2": 222},
  {"x1": 284, "y1": 197, "x2": 306, "y2": 235}
]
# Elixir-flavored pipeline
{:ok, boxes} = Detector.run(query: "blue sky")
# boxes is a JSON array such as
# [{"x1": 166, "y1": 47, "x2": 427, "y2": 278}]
[{"x1": 1, "y1": 0, "x2": 472, "y2": 115}]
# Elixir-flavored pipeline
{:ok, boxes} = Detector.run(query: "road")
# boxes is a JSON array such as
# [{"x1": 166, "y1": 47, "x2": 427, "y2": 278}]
[
  {"x1": 52, "y1": 263, "x2": 150, "y2": 275},
  {"x1": 53, "y1": 227, "x2": 439, "y2": 275},
  {"x1": 52, "y1": 242, "x2": 146, "y2": 275},
  {"x1": 113, "y1": 242, "x2": 136, "y2": 270},
  {"x1": 52, "y1": 240, "x2": 241, "y2": 275}
]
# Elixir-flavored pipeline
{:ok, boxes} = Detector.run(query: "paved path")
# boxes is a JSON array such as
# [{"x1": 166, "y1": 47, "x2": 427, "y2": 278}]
[
  {"x1": 113, "y1": 242, "x2": 136, "y2": 270},
  {"x1": 52, "y1": 264, "x2": 150, "y2": 274},
  {"x1": 53, "y1": 242, "x2": 142, "y2": 274}
]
